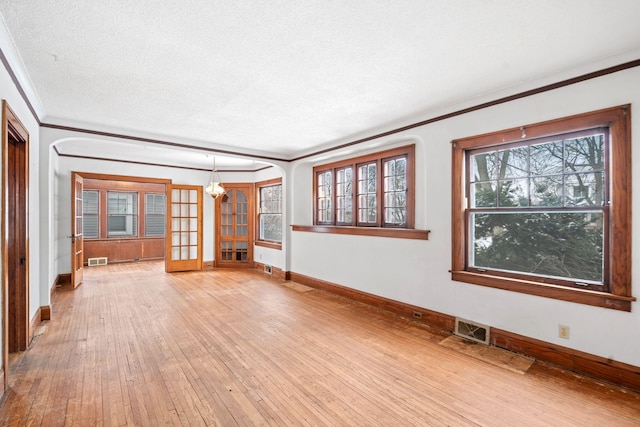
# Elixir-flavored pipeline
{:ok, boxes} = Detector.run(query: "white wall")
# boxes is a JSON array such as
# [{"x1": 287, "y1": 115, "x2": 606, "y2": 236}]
[
  {"x1": 289, "y1": 66, "x2": 640, "y2": 367},
  {"x1": 0, "y1": 38, "x2": 42, "y2": 359}
]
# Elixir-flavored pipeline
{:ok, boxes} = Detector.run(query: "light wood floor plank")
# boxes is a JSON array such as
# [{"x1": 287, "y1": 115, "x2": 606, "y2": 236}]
[{"x1": 1, "y1": 261, "x2": 639, "y2": 426}]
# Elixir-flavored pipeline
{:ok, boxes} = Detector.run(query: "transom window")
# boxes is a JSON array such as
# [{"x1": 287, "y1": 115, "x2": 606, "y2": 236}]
[
  {"x1": 451, "y1": 106, "x2": 633, "y2": 311},
  {"x1": 313, "y1": 145, "x2": 414, "y2": 228}
]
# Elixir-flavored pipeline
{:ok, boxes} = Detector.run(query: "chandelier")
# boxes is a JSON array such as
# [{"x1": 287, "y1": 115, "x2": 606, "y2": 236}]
[{"x1": 205, "y1": 156, "x2": 225, "y2": 199}]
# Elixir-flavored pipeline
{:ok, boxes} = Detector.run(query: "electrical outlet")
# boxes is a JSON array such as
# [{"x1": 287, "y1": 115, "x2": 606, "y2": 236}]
[
  {"x1": 558, "y1": 325, "x2": 570, "y2": 339},
  {"x1": 412, "y1": 311, "x2": 422, "y2": 319}
]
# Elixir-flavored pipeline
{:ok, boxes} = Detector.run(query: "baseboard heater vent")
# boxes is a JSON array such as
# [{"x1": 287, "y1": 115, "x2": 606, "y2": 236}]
[
  {"x1": 88, "y1": 257, "x2": 108, "y2": 267},
  {"x1": 455, "y1": 318, "x2": 490, "y2": 345},
  {"x1": 264, "y1": 264, "x2": 273, "y2": 274}
]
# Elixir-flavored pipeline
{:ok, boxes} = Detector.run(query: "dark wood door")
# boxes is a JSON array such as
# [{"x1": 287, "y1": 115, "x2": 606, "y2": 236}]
[
  {"x1": 215, "y1": 184, "x2": 254, "y2": 268},
  {"x1": 7, "y1": 126, "x2": 28, "y2": 353},
  {"x1": 3, "y1": 100, "x2": 30, "y2": 366},
  {"x1": 71, "y1": 172, "x2": 84, "y2": 288}
]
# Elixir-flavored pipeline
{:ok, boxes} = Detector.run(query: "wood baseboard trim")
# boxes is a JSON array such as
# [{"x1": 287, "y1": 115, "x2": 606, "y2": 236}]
[
  {"x1": 40, "y1": 306, "x2": 51, "y2": 322},
  {"x1": 289, "y1": 272, "x2": 455, "y2": 332},
  {"x1": 491, "y1": 328, "x2": 640, "y2": 392},
  {"x1": 254, "y1": 262, "x2": 287, "y2": 281},
  {"x1": 289, "y1": 271, "x2": 640, "y2": 392},
  {"x1": 55, "y1": 273, "x2": 71, "y2": 287},
  {"x1": 202, "y1": 260, "x2": 215, "y2": 270}
]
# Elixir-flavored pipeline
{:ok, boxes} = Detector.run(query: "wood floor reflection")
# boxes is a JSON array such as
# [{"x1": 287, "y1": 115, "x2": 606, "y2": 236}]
[{"x1": 1, "y1": 261, "x2": 639, "y2": 426}]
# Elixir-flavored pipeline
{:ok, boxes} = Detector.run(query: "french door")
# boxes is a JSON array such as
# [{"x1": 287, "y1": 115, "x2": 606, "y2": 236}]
[
  {"x1": 165, "y1": 184, "x2": 203, "y2": 272},
  {"x1": 215, "y1": 184, "x2": 254, "y2": 268},
  {"x1": 70, "y1": 173, "x2": 84, "y2": 288}
]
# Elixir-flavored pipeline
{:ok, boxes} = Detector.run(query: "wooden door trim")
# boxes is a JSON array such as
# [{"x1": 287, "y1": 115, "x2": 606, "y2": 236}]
[
  {"x1": 73, "y1": 172, "x2": 171, "y2": 185},
  {"x1": 2, "y1": 100, "x2": 30, "y2": 392}
]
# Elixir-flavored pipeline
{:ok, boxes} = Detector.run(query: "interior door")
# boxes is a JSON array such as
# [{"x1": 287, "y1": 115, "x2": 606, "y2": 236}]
[
  {"x1": 165, "y1": 184, "x2": 203, "y2": 272},
  {"x1": 215, "y1": 184, "x2": 254, "y2": 268},
  {"x1": 71, "y1": 172, "x2": 84, "y2": 288}
]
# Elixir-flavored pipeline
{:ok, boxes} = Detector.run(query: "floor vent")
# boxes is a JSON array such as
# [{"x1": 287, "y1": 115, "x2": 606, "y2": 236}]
[
  {"x1": 263, "y1": 265, "x2": 273, "y2": 274},
  {"x1": 88, "y1": 257, "x2": 108, "y2": 267},
  {"x1": 455, "y1": 318, "x2": 490, "y2": 345}
]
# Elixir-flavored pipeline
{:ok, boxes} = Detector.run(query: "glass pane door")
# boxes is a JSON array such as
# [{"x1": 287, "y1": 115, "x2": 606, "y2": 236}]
[
  {"x1": 166, "y1": 184, "x2": 202, "y2": 272},
  {"x1": 215, "y1": 185, "x2": 253, "y2": 267}
]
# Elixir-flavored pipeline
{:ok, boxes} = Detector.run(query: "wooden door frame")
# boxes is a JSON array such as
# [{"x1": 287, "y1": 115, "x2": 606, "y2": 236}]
[
  {"x1": 215, "y1": 183, "x2": 254, "y2": 268},
  {"x1": 2, "y1": 100, "x2": 30, "y2": 391},
  {"x1": 69, "y1": 172, "x2": 170, "y2": 275}
]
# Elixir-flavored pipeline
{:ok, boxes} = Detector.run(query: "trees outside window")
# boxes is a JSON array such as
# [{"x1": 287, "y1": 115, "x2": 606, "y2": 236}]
[{"x1": 451, "y1": 106, "x2": 633, "y2": 311}]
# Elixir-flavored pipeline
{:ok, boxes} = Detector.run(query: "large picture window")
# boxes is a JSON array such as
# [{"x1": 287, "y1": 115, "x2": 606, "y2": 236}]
[
  {"x1": 451, "y1": 105, "x2": 633, "y2": 311},
  {"x1": 313, "y1": 145, "x2": 414, "y2": 228}
]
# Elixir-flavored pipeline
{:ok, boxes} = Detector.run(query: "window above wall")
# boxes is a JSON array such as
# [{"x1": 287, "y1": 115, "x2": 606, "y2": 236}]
[
  {"x1": 314, "y1": 145, "x2": 414, "y2": 228},
  {"x1": 256, "y1": 178, "x2": 282, "y2": 249},
  {"x1": 107, "y1": 191, "x2": 138, "y2": 237},
  {"x1": 293, "y1": 144, "x2": 428, "y2": 240},
  {"x1": 451, "y1": 105, "x2": 634, "y2": 311},
  {"x1": 82, "y1": 178, "x2": 166, "y2": 240}
]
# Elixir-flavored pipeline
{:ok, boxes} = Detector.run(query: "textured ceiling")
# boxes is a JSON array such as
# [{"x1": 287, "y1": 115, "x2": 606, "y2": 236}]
[{"x1": 1, "y1": 0, "x2": 640, "y2": 167}]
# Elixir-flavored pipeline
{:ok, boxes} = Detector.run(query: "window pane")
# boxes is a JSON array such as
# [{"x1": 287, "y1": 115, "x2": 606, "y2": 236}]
[
  {"x1": 82, "y1": 190, "x2": 99, "y2": 239},
  {"x1": 145, "y1": 193, "x2": 166, "y2": 237},
  {"x1": 471, "y1": 152, "x2": 499, "y2": 181},
  {"x1": 358, "y1": 163, "x2": 377, "y2": 224},
  {"x1": 471, "y1": 182, "x2": 497, "y2": 208},
  {"x1": 565, "y1": 172, "x2": 604, "y2": 207},
  {"x1": 564, "y1": 134, "x2": 605, "y2": 173},
  {"x1": 258, "y1": 183, "x2": 283, "y2": 243},
  {"x1": 498, "y1": 147, "x2": 528, "y2": 178},
  {"x1": 530, "y1": 175, "x2": 563, "y2": 207},
  {"x1": 530, "y1": 141, "x2": 563, "y2": 175},
  {"x1": 335, "y1": 167, "x2": 353, "y2": 224},
  {"x1": 383, "y1": 157, "x2": 407, "y2": 225},
  {"x1": 260, "y1": 214, "x2": 282, "y2": 241},
  {"x1": 316, "y1": 171, "x2": 332, "y2": 223},
  {"x1": 107, "y1": 192, "x2": 138, "y2": 237},
  {"x1": 471, "y1": 211, "x2": 604, "y2": 283}
]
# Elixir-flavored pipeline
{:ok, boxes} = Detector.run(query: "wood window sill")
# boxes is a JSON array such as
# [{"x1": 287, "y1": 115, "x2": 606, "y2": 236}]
[
  {"x1": 292, "y1": 225, "x2": 429, "y2": 240},
  {"x1": 254, "y1": 240, "x2": 282, "y2": 250},
  {"x1": 451, "y1": 270, "x2": 635, "y2": 311}
]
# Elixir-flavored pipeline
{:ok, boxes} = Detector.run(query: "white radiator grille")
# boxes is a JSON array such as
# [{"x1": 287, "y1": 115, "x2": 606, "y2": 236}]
[
  {"x1": 88, "y1": 257, "x2": 108, "y2": 267},
  {"x1": 455, "y1": 318, "x2": 490, "y2": 345}
]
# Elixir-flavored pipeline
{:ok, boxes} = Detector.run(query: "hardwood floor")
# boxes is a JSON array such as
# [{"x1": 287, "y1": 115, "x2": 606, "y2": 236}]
[{"x1": 1, "y1": 261, "x2": 639, "y2": 426}]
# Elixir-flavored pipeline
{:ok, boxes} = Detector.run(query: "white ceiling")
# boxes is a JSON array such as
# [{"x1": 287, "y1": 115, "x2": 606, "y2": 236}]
[{"x1": 1, "y1": 1, "x2": 640, "y2": 169}]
